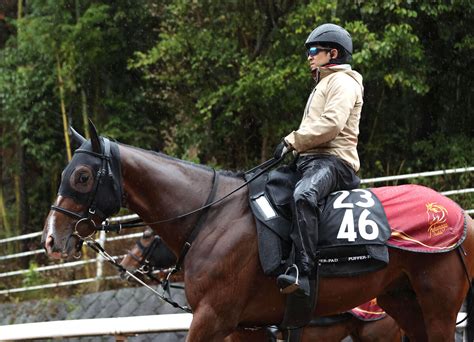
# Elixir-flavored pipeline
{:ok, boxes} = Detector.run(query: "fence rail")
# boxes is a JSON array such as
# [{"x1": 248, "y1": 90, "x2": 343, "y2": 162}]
[
  {"x1": 0, "y1": 313, "x2": 193, "y2": 340},
  {"x1": 0, "y1": 313, "x2": 467, "y2": 340},
  {"x1": 359, "y1": 166, "x2": 474, "y2": 184}
]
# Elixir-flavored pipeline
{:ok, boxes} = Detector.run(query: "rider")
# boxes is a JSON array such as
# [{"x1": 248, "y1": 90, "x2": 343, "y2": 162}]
[{"x1": 273, "y1": 23, "x2": 364, "y2": 297}]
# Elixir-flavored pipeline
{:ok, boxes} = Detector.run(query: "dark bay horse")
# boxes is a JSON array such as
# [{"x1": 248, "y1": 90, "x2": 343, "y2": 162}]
[
  {"x1": 121, "y1": 229, "x2": 403, "y2": 342},
  {"x1": 42, "y1": 125, "x2": 474, "y2": 341}
]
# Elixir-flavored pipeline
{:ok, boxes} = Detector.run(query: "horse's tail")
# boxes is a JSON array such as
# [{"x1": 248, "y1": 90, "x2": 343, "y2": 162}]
[
  {"x1": 466, "y1": 281, "x2": 474, "y2": 342},
  {"x1": 458, "y1": 214, "x2": 474, "y2": 275},
  {"x1": 462, "y1": 214, "x2": 474, "y2": 340}
]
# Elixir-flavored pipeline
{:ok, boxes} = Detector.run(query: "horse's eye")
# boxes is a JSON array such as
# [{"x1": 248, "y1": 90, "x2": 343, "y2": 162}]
[
  {"x1": 78, "y1": 173, "x2": 90, "y2": 184},
  {"x1": 69, "y1": 165, "x2": 94, "y2": 193}
]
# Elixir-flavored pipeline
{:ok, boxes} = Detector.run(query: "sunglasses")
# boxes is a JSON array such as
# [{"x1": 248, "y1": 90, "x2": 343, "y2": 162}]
[{"x1": 306, "y1": 47, "x2": 332, "y2": 57}]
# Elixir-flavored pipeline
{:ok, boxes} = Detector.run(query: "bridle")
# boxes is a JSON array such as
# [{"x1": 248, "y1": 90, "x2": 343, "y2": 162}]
[
  {"x1": 49, "y1": 133, "x2": 287, "y2": 248},
  {"x1": 127, "y1": 235, "x2": 164, "y2": 275},
  {"x1": 50, "y1": 137, "x2": 122, "y2": 241},
  {"x1": 47, "y1": 132, "x2": 288, "y2": 313}
]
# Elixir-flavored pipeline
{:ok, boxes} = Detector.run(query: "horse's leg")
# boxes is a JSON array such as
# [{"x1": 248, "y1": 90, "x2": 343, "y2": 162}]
[
  {"x1": 187, "y1": 304, "x2": 239, "y2": 342},
  {"x1": 223, "y1": 328, "x2": 268, "y2": 342},
  {"x1": 301, "y1": 321, "x2": 353, "y2": 342},
  {"x1": 407, "y1": 251, "x2": 468, "y2": 342},
  {"x1": 185, "y1": 231, "x2": 259, "y2": 341},
  {"x1": 377, "y1": 287, "x2": 427, "y2": 341},
  {"x1": 351, "y1": 316, "x2": 402, "y2": 342}
]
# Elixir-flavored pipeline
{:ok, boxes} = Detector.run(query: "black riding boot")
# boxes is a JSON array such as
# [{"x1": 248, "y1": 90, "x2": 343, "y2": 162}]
[{"x1": 277, "y1": 198, "x2": 319, "y2": 297}]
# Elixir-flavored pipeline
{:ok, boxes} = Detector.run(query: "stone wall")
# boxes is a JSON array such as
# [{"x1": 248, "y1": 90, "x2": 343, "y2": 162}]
[{"x1": 0, "y1": 285, "x2": 188, "y2": 341}]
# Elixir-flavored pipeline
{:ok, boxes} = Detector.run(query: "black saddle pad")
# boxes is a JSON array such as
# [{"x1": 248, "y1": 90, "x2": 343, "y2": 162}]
[{"x1": 246, "y1": 166, "x2": 391, "y2": 277}]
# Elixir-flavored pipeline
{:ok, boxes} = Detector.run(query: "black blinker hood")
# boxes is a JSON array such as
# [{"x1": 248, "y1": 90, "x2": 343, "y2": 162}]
[{"x1": 57, "y1": 138, "x2": 123, "y2": 220}]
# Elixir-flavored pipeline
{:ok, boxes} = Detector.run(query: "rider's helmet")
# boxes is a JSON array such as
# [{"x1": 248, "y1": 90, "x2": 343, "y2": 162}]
[{"x1": 305, "y1": 23, "x2": 353, "y2": 64}]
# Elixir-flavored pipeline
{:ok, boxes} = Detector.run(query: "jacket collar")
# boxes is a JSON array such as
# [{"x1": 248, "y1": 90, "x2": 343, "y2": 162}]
[{"x1": 318, "y1": 64, "x2": 352, "y2": 80}]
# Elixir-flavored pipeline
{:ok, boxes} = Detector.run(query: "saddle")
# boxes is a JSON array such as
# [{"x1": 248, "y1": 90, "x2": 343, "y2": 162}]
[{"x1": 245, "y1": 165, "x2": 391, "y2": 277}]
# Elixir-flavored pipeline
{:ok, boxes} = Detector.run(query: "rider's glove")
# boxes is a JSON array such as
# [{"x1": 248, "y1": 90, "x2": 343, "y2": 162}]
[{"x1": 273, "y1": 140, "x2": 293, "y2": 159}]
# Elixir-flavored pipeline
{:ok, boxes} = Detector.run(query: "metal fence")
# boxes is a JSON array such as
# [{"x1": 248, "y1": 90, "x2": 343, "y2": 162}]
[{"x1": 0, "y1": 166, "x2": 472, "y2": 296}]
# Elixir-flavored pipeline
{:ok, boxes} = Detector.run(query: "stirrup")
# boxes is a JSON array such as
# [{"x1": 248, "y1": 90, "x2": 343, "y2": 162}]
[{"x1": 277, "y1": 264, "x2": 300, "y2": 294}]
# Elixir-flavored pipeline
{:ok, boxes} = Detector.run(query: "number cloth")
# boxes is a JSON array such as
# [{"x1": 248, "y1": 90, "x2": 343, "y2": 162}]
[{"x1": 318, "y1": 188, "x2": 391, "y2": 248}]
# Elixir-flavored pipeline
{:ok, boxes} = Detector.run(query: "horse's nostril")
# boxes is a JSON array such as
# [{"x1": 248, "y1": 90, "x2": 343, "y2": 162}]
[
  {"x1": 44, "y1": 234, "x2": 66, "y2": 259},
  {"x1": 45, "y1": 235, "x2": 54, "y2": 252}
]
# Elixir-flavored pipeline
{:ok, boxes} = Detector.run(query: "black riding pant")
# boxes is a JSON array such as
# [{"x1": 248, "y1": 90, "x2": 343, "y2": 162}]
[{"x1": 291, "y1": 155, "x2": 360, "y2": 278}]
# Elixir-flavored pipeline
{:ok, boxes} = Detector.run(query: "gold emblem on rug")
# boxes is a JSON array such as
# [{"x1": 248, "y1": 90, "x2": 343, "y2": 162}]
[{"x1": 426, "y1": 202, "x2": 449, "y2": 237}]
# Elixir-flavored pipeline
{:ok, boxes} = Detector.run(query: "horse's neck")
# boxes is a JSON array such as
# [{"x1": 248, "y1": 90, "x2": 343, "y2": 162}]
[{"x1": 119, "y1": 145, "x2": 216, "y2": 252}]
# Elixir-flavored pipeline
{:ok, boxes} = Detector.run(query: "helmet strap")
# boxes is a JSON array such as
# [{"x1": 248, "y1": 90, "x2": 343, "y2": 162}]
[
  {"x1": 329, "y1": 58, "x2": 344, "y2": 65},
  {"x1": 311, "y1": 68, "x2": 320, "y2": 82}
]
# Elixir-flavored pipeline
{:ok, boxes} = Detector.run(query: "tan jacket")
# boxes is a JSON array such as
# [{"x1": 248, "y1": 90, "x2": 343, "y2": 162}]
[{"x1": 284, "y1": 64, "x2": 364, "y2": 171}]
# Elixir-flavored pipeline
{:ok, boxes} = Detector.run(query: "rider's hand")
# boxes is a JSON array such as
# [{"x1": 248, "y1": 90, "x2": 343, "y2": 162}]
[{"x1": 273, "y1": 140, "x2": 293, "y2": 159}]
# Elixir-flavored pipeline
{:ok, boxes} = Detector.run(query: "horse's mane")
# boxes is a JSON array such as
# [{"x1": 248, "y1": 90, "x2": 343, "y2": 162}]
[
  {"x1": 118, "y1": 142, "x2": 245, "y2": 179},
  {"x1": 219, "y1": 169, "x2": 245, "y2": 178}
]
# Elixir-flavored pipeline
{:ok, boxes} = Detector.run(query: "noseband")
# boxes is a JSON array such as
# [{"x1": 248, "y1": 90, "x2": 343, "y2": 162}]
[{"x1": 50, "y1": 138, "x2": 121, "y2": 240}]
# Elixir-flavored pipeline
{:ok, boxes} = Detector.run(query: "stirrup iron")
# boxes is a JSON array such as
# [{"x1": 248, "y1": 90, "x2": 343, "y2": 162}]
[{"x1": 278, "y1": 264, "x2": 300, "y2": 294}]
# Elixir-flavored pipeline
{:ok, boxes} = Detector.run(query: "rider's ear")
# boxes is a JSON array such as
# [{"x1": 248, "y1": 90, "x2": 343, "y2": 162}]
[
  {"x1": 69, "y1": 126, "x2": 87, "y2": 148},
  {"x1": 88, "y1": 119, "x2": 101, "y2": 154}
]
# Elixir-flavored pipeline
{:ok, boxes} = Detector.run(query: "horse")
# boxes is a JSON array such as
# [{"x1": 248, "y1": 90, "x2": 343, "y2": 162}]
[
  {"x1": 120, "y1": 227, "x2": 178, "y2": 283},
  {"x1": 42, "y1": 123, "x2": 474, "y2": 341},
  {"x1": 121, "y1": 228, "x2": 403, "y2": 342}
]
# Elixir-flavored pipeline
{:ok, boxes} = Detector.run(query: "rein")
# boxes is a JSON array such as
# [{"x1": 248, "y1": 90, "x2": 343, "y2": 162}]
[
  {"x1": 99, "y1": 155, "x2": 284, "y2": 233},
  {"x1": 101, "y1": 154, "x2": 285, "y2": 293},
  {"x1": 106, "y1": 157, "x2": 282, "y2": 287},
  {"x1": 85, "y1": 238, "x2": 191, "y2": 313}
]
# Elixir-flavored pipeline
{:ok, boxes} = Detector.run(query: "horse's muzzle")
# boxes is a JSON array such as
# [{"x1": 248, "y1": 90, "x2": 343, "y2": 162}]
[
  {"x1": 44, "y1": 234, "x2": 83, "y2": 260},
  {"x1": 43, "y1": 235, "x2": 64, "y2": 259}
]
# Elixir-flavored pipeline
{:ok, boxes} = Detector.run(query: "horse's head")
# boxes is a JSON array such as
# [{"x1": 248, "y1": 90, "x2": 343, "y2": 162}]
[
  {"x1": 120, "y1": 228, "x2": 176, "y2": 278},
  {"x1": 42, "y1": 121, "x2": 123, "y2": 260}
]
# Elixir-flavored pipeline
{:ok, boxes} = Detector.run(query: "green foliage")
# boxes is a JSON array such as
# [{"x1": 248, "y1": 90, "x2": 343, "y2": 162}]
[
  {"x1": 22, "y1": 262, "x2": 45, "y2": 287},
  {"x1": 0, "y1": 0, "x2": 160, "y2": 234},
  {"x1": 0, "y1": 0, "x2": 473, "y2": 238}
]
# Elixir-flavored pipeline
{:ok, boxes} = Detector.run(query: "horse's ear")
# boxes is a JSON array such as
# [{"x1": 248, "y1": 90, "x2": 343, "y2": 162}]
[
  {"x1": 69, "y1": 126, "x2": 86, "y2": 147},
  {"x1": 143, "y1": 228, "x2": 154, "y2": 239},
  {"x1": 88, "y1": 119, "x2": 101, "y2": 153}
]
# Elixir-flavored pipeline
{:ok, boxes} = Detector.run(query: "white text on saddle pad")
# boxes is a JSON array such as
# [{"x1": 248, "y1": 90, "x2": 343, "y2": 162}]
[{"x1": 333, "y1": 189, "x2": 380, "y2": 242}]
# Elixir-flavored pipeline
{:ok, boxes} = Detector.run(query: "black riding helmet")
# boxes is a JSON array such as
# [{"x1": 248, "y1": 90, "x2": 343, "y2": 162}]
[{"x1": 305, "y1": 23, "x2": 353, "y2": 64}]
